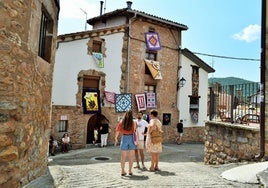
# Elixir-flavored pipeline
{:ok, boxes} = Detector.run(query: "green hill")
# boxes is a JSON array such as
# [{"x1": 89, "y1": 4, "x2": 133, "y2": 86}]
[
  {"x1": 208, "y1": 77, "x2": 256, "y2": 86},
  {"x1": 208, "y1": 77, "x2": 259, "y2": 97}
]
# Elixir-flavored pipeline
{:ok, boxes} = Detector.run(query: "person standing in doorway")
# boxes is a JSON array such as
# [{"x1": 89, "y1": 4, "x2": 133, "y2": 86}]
[
  {"x1": 100, "y1": 119, "x2": 109, "y2": 147},
  {"x1": 114, "y1": 110, "x2": 137, "y2": 176},
  {"x1": 93, "y1": 127, "x2": 98, "y2": 145},
  {"x1": 176, "y1": 120, "x2": 183, "y2": 145},
  {"x1": 134, "y1": 112, "x2": 148, "y2": 169}
]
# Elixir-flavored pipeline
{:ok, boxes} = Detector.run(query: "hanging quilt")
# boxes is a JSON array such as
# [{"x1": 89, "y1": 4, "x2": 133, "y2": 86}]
[
  {"x1": 146, "y1": 92, "x2": 156, "y2": 108},
  {"x1": 144, "y1": 32, "x2": 161, "y2": 51},
  {"x1": 135, "y1": 93, "x2": 146, "y2": 112},
  {"x1": 115, "y1": 93, "x2": 132, "y2": 112},
  {"x1": 144, "y1": 59, "x2": 162, "y2": 79},
  {"x1": 105, "y1": 91, "x2": 116, "y2": 104},
  {"x1": 92, "y1": 52, "x2": 104, "y2": 68},
  {"x1": 190, "y1": 110, "x2": 199, "y2": 123},
  {"x1": 82, "y1": 89, "x2": 101, "y2": 114}
]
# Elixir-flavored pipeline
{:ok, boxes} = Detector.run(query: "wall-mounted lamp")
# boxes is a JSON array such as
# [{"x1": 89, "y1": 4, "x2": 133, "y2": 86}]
[{"x1": 177, "y1": 77, "x2": 186, "y2": 90}]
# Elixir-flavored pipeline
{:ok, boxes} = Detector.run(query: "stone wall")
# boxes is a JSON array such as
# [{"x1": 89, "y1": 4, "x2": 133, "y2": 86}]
[
  {"x1": 182, "y1": 127, "x2": 205, "y2": 143},
  {"x1": 204, "y1": 121, "x2": 260, "y2": 165},
  {"x1": 0, "y1": 0, "x2": 59, "y2": 187}
]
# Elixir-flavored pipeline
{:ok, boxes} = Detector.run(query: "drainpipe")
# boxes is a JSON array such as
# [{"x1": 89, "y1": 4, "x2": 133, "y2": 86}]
[
  {"x1": 126, "y1": 3, "x2": 136, "y2": 92},
  {"x1": 255, "y1": 0, "x2": 266, "y2": 159}
]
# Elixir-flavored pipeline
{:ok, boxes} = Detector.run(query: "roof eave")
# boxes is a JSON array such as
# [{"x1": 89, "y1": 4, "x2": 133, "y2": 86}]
[
  {"x1": 126, "y1": 9, "x2": 188, "y2": 30},
  {"x1": 182, "y1": 48, "x2": 215, "y2": 73}
]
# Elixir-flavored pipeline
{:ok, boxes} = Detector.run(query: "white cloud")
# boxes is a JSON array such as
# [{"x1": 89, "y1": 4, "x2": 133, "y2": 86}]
[
  {"x1": 232, "y1": 24, "x2": 261, "y2": 42},
  {"x1": 59, "y1": 0, "x2": 100, "y2": 20}
]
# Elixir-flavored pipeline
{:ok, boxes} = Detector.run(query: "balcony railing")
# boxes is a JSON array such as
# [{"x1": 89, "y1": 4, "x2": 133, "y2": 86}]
[{"x1": 208, "y1": 82, "x2": 260, "y2": 125}]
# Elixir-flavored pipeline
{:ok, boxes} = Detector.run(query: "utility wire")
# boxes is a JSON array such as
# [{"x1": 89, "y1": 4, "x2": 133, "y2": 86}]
[{"x1": 193, "y1": 52, "x2": 260, "y2": 61}]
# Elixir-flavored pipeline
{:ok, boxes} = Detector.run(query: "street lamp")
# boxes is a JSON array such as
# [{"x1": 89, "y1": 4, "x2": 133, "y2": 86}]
[{"x1": 177, "y1": 77, "x2": 186, "y2": 90}]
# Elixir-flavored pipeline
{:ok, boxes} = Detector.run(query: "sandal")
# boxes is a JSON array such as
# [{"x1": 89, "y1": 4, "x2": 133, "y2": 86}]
[
  {"x1": 155, "y1": 167, "x2": 160, "y2": 171},
  {"x1": 129, "y1": 172, "x2": 133, "y2": 176},
  {"x1": 148, "y1": 167, "x2": 155, "y2": 172},
  {"x1": 121, "y1": 172, "x2": 127, "y2": 176}
]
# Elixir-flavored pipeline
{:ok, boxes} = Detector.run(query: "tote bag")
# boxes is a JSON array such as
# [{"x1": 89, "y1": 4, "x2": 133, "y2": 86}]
[{"x1": 151, "y1": 127, "x2": 162, "y2": 144}]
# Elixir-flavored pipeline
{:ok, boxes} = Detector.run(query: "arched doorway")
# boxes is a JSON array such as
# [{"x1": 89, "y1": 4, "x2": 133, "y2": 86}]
[{"x1": 86, "y1": 114, "x2": 109, "y2": 144}]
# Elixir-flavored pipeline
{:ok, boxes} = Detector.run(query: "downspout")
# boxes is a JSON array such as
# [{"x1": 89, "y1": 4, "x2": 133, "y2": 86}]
[
  {"x1": 255, "y1": 0, "x2": 266, "y2": 159},
  {"x1": 127, "y1": 12, "x2": 137, "y2": 92}
]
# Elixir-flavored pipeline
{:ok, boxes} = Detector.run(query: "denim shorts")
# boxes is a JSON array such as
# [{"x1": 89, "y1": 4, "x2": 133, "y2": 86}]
[{"x1": 120, "y1": 135, "x2": 136, "y2": 150}]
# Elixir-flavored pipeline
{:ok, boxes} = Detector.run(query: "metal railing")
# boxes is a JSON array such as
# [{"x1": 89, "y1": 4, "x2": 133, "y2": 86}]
[{"x1": 208, "y1": 82, "x2": 260, "y2": 125}]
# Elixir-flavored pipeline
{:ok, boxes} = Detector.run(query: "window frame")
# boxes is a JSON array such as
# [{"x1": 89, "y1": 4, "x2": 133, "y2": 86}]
[
  {"x1": 93, "y1": 40, "x2": 102, "y2": 53},
  {"x1": 58, "y1": 120, "x2": 68, "y2": 132},
  {"x1": 144, "y1": 84, "x2": 156, "y2": 93},
  {"x1": 38, "y1": 6, "x2": 53, "y2": 62}
]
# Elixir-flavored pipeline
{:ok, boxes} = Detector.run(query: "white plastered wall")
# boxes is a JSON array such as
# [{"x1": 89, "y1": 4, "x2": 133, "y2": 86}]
[
  {"x1": 177, "y1": 55, "x2": 209, "y2": 127},
  {"x1": 52, "y1": 32, "x2": 124, "y2": 106}
]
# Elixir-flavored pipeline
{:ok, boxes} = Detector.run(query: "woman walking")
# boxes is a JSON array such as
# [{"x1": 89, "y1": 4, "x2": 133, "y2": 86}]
[{"x1": 114, "y1": 110, "x2": 137, "y2": 176}]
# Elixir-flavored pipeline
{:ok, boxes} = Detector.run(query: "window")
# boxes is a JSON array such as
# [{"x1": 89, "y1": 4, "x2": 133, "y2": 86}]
[
  {"x1": 93, "y1": 40, "x2": 102, "y2": 53},
  {"x1": 145, "y1": 50, "x2": 157, "y2": 74},
  {"x1": 148, "y1": 27, "x2": 155, "y2": 32},
  {"x1": 144, "y1": 84, "x2": 156, "y2": 93},
  {"x1": 83, "y1": 75, "x2": 100, "y2": 89},
  {"x1": 38, "y1": 6, "x2": 53, "y2": 62},
  {"x1": 192, "y1": 66, "x2": 199, "y2": 75},
  {"x1": 189, "y1": 96, "x2": 199, "y2": 110},
  {"x1": 145, "y1": 50, "x2": 157, "y2": 60},
  {"x1": 58, "y1": 120, "x2": 68, "y2": 132}
]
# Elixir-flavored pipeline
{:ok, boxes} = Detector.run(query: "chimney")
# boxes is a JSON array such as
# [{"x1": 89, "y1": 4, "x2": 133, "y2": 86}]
[
  {"x1": 126, "y1": 1, "x2": 132, "y2": 9},
  {"x1": 100, "y1": 1, "x2": 104, "y2": 15}
]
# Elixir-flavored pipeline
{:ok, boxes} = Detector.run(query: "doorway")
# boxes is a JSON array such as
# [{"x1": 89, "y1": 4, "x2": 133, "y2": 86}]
[{"x1": 86, "y1": 114, "x2": 108, "y2": 144}]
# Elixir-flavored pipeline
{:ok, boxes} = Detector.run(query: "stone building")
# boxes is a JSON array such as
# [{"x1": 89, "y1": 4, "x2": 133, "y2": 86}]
[
  {"x1": 0, "y1": 0, "x2": 59, "y2": 187},
  {"x1": 52, "y1": 2, "x2": 212, "y2": 148}
]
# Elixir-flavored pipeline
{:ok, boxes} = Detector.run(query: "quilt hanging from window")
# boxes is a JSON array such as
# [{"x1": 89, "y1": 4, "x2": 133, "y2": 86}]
[
  {"x1": 144, "y1": 59, "x2": 162, "y2": 79},
  {"x1": 92, "y1": 52, "x2": 104, "y2": 68},
  {"x1": 144, "y1": 32, "x2": 161, "y2": 51},
  {"x1": 115, "y1": 93, "x2": 132, "y2": 113},
  {"x1": 82, "y1": 89, "x2": 101, "y2": 114}
]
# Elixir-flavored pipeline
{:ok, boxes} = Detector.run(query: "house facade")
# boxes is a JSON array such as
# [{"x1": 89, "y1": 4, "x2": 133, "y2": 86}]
[
  {"x1": 178, "y1": 49, "x2": 215, "y2": 126},
  {"x1": 177, "y1": 49, "x2": 215, "y2": 141},
  {"x1": 52, "y1": 2, "x2": 212, "y2": 148},
  {"x1": 0, "y1": 0, "x2": 59, "y2": 187}
]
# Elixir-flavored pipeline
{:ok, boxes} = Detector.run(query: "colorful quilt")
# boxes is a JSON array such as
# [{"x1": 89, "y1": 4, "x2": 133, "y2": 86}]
[
  {"x1": 82, "y1": 89, "x2": 101, "y2": 114},
  {"x1": 105, "y1": 91, "x2": 116, "y2": 104},
  {"x1": 92, "y1": 52, "x2": 104, "y2": 68},
  {"x1": 115, "y1": 93, "x2": 132, "y2": 112},
  {"x1": 145, "y1": 32, "x2": 161, "y2": 51},
  {"x1": 144, "y1": 59, "x2": 162, "y2": 79},
  {"x1": 146, "y1": 92, "x2": 156, "y2": 108},
  {"x1": 135, "y1": 94, "x2": 146, "y2": 112}
]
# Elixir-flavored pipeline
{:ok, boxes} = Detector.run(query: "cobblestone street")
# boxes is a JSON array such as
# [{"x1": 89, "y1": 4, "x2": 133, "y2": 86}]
[{"x1": 25, "y1": 143, "x2": 261, "y2": 188}]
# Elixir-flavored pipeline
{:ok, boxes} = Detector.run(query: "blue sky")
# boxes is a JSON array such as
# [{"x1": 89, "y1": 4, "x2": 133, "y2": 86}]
[{"x1": 58, "y1": 0, "x2": 262, "y2": 82}]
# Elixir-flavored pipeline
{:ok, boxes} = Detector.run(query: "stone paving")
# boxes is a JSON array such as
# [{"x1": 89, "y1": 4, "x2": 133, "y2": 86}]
[{"x1": 24, "y1": 143, "x2": 261, "y2": 188}]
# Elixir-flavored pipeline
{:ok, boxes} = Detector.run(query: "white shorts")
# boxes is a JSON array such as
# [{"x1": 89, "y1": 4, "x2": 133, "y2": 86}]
[{"x1": 136, "y1": 140, "x2": 144, "y2": 149}]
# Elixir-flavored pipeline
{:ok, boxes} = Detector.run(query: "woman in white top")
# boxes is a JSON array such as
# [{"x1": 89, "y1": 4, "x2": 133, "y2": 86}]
[{"x1": 61, "y1": 133, "x2": 70, "y2": 152}]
